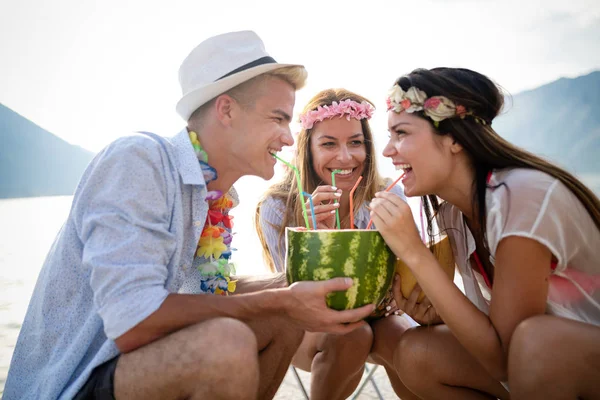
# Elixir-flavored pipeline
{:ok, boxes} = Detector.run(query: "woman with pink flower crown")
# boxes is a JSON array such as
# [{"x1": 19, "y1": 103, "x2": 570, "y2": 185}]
[
  {"x1": 369, "y1": 67, "x2": 600, "y2": 399},
  {"x1": 256, "y1": 88, "x2": 421, "y2": 400}
]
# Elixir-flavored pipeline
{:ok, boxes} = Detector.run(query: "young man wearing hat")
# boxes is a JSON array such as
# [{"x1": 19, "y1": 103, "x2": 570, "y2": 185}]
[{"x1": 4, "y1": 31, "x2": 375, "y2": 400}]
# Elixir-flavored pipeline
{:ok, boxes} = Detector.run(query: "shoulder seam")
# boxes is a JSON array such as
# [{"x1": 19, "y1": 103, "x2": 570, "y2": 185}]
[{"x1": 530, "y1": 179, "x2": 559, "y2": 234}]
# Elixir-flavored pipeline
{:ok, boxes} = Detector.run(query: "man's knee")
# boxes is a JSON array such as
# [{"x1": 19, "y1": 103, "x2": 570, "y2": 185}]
[
  {"x1": 196, "y1": 317, "x2": 258, "y2": 358},
  {"x1": 192, "y1": 318, "x2": 260, "y2": 397},
  {"x1": 277, "y1": 316, "x2": 305, "y2": 351}
]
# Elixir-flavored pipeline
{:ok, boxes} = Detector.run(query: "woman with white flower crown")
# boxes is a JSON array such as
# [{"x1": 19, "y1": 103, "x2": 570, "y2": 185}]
[
  {"x1": 369, "y1": 67, "x2": 600, "y2": 399},
  {"x1": 256, "y1": 88, "x2": 421, "y2": 400}
]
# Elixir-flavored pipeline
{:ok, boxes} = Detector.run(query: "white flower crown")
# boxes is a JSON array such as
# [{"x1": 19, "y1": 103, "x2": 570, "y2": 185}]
[{"x1": 386, "y1": 84, "x2": 487, "y2": 127}]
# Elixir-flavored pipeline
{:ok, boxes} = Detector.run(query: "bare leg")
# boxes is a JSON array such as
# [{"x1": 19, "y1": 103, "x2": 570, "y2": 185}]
[
  {"x1": 370, "y1": 315, "x2": 420, "y2": 400},
  {"x1": 394, "y1": 324, "x2": 509, "y2": 400},
  {"x1": 243, "y1": 315, "x2": 305, "y2": 400},
  {"x1": 114, "y1": 317, "x2": 259, "y2": 400},
  {"x1": 292, "y1": 323, "x2": 373, "y2": 400},
  {"x1": 509, "y1": 315, "x2": 600, "y2": 400}
]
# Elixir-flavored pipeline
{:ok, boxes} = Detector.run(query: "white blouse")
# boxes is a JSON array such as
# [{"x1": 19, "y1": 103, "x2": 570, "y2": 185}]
[{"x1": 439, "y1": 168, "x2": 600, "y2": 326}]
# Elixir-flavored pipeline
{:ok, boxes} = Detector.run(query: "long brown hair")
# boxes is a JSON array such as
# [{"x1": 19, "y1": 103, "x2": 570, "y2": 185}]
[
  {"x1": 255, "y1": 88, "x2": 388, "y2": 272},
  {"x1": 395, "y1": 68, "x2": 600, "y2": 281}
]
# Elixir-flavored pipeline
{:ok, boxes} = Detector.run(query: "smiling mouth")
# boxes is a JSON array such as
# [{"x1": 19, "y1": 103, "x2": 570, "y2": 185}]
[
  {"x1": 328, "y1": 168, "x2": 355, "y2": 176},
  {"x1": 396, "y1": 163, "x2": 412, "y2": 173}
]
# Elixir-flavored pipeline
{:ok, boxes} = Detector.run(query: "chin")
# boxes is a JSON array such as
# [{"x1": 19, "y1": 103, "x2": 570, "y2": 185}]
[
  {"x1": 260, "y1": 168, "x2": 275, "y2": 181},
  {"x1": 403, "y1": 185, "x2": 423, "y2": 198}
]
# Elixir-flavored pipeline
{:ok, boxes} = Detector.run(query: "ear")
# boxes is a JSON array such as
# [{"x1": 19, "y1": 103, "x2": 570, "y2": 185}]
[
  {"x1": 450, "y1": 137, "x2": 463, "y2": 154},
  {"x1": 214, "y1": 94, "x2": 237, "y2": 127},
  {"x1": 442, "y1": 135, "x2": 463, "y2": 154}
]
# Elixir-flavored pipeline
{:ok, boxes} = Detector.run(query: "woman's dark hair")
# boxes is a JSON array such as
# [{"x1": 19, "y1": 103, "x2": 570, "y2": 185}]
[{"x1": 397, "y1": 68, "x2": 600, "y2": 283}]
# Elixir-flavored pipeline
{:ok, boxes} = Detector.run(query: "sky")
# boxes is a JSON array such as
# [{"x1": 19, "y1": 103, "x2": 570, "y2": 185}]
[{"x1": 2, "y1": 0, "x2": 600, "y2": 273}]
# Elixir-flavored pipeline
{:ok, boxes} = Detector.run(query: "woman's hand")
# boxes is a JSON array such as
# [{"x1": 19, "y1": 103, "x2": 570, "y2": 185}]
[
  {"x1": 305, "y1": 185, "x2": 342, "y2": 229},
  {"x1": 369, "y1": 191, "x2": 426, "y2": 263},
  {"x1": 392, "y1": 274, "x2": 442, "y2": 325}
]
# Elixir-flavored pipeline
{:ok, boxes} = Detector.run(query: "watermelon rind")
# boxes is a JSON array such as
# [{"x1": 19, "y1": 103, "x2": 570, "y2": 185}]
[{"x1": 285, "y1": 228, "x2": 396, "y2": 312}]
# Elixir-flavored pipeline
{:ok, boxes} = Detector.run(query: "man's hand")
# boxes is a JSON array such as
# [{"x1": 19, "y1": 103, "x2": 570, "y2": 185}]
[
  {"x1": 284, "y1": 277, "x2": 375, "y2": 334},
  {"x1": 392, "y1": 274, "x2": 442, "y2": 325}
]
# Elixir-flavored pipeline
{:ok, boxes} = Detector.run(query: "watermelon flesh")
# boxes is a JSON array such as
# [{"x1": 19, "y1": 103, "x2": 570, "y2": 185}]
[{"x1": 285, "y1": 227, "x2": 396, "y2": 311}]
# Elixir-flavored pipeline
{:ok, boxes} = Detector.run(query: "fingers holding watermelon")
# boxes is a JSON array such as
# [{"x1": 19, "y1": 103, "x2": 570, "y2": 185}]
[
  {"x1": 392, "y1": 274, "x2": 442, "y2": 325},
  {"x1": 285, "y1": 278, "x2": 376, "y2": 334}
]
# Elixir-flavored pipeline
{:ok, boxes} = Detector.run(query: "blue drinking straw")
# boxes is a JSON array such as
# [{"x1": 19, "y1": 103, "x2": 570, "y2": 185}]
[
  {"x1": 331, "y1": 169, "x2": 342, "y2": 229},
  {"x1": 302, "y1": 192, "x2": 317, "y2": 229}
]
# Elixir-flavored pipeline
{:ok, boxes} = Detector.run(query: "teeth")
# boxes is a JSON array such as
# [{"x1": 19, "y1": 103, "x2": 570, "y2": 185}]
[
  {"x1": 336, "y1": 169, "x2": 353, "y2": 175},
  {"x1": 395, "y1": 163, "x2": 411, "y2": 171}
]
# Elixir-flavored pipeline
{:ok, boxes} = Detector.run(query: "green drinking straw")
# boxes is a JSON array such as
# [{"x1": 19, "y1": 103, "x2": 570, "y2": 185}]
[
  {"x1": 331, "y1": 169, "x2": 342, "y2": 229},
  {"x1": 272, "y1": 153, "x2": 310, "y2": 229},
  {"x1": 303, "y1": 192, "x2": 318, "y2": 229}
]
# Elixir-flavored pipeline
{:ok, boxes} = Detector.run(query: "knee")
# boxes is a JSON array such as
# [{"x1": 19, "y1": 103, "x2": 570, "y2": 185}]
[
  {"x1": 192, "y1": 317, "x2": 258, "y2": 365},
  {"x1": 370, "y1": 315, "x2": 413, "y2": 364},
  {"x1": 317, "y1": 324, "x2": 372, "y2": 373},
  {"x1": 271, "y1": 315, "x2": 305, "y2": 351},
  {"x1": 510, "y1": 315, "x2": 559, "y2": 367},
  {"x1": 325, "y1": 323, "x2": 373, "y2": 355},
  {"x1": 393, "y1": 328, "x2": 432, "y2": 386},
  {"x1": 509, "y1": 315, "x2": 561, "y2": 388},
  {"x1": 185, "y1": 318, "x2": 259, "y2": 397}
]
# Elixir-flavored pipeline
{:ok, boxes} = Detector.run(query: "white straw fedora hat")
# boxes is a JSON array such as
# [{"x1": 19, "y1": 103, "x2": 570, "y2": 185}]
[{"x1": 176, "y1": 30, "x2": 306, "y2": 121}]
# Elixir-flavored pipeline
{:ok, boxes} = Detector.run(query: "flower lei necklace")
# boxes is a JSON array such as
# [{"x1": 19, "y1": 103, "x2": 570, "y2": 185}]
[{"x1": 189, "y1": 130, "x2": 237, "y2": 295}]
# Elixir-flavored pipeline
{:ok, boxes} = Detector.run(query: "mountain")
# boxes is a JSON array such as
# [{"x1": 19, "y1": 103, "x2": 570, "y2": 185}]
[
  {"x1": 494, "y1": 70, "x2": 600, "y2": 175},
  {"x1": 1, "y1": 71, "x2": 599, "y2": 198},
  {"x1": 0, "y1": 104, "x2": 95, "y2": 198}
]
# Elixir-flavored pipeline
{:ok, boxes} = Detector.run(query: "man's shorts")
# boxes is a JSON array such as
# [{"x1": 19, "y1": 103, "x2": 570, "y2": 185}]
[{"x1": 73, "y1": 356, "x2": 119, "y2": 400}]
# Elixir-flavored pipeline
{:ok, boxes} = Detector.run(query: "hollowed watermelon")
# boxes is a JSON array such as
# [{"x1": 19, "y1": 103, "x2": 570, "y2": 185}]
[{"x1": 285, "y1": 228, "x2": 396, "y2": 311}]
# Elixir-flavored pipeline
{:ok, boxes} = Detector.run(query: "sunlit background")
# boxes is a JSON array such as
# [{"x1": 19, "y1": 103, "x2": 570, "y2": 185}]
[{"x1": 1, "y1": 0, "x2": 599, "y2": 395}]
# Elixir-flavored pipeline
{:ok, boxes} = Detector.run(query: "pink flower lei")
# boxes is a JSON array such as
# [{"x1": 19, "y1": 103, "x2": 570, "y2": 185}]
[
  {"x1": 299, "y1": 99, "x2": 375, "y2": 130},
  {"x1": 386, "y1": 84, "x2": 487, "y2": 127}
]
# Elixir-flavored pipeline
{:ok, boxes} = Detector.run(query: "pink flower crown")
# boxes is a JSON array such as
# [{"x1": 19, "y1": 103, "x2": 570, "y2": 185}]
[
  {"x1": 386, "y1": 84, "x2": 487, "y2": 127},
  {"x1": 299, "y1": 99, "x2": 375, "y2": 130}
]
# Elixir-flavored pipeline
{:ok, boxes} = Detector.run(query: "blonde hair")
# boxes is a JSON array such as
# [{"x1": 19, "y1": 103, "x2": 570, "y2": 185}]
[{"x1": 255, "y1": 88, "x2": 389, "y2": 272}]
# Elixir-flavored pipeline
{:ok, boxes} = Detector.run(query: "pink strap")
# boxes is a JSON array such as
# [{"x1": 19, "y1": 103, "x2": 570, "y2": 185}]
[{"x1": 472, "y1": 251, "x2": 493, "y2": 288}]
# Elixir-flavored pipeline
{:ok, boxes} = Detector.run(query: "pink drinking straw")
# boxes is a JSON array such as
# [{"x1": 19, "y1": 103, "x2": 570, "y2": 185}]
[
  {"x1": 366, "y1": 172, "x2": 406, "y2": 229},
  {"x1": 349, "y1": 176, "x2": 363, "y2": 229},
  {"x1": 272, "y1": 153, "x2": 310, "y2": 229}
]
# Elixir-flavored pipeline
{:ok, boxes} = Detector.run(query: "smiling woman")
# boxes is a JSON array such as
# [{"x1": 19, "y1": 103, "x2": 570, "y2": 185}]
[
  {"x1": 369, "y1": 67, "x2": 600, "y2": 400},
  {"x1": 254, "y1": 88, "x2": 418, "y2": 400}
]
